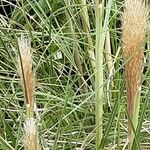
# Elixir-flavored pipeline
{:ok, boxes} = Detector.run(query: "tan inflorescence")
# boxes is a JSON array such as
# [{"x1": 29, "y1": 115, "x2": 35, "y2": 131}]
[
  {"x1": 17, "y1": 36, "x2": 41, "y2": 150},
  {"x1": 122, "y1": 0, "x2": 148, "y2": 146},
  {"x1": 18, "y1": 36, "x2": 35, "y2": 114}
]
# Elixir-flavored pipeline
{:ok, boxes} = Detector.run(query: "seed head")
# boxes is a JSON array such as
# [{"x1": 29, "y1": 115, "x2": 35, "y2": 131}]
[{"x1": 17, "y1": 35, "x2": 35, "y2": 113}]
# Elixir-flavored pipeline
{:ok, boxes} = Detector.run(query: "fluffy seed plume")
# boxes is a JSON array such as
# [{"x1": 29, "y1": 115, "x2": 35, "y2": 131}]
[
  {"x1": 17, "y1": 36, "x2": 41, "y2": 150},
  {"x1": 122, "y1": 0, "x2": 148, "y2": 148},
  {"x1": 123, "y1": 0, "x2": 148, "y2": 117},
  {"x1": 18, "y1": 36, "x2": 35, "y2": 115},
  {"x1": 24, "y1": 118, "x2": 41, "y2": 150}
]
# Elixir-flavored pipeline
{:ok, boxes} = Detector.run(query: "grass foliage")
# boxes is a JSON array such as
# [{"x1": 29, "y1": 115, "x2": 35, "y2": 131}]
[{"x1": 0, "y1": 0, "x2": 149, "y2": 149}]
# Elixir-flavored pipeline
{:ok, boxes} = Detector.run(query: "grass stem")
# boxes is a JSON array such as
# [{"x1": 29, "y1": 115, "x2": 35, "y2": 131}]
[{"x1": 95, "y1": 0, "x2": 104, "y2": 149}]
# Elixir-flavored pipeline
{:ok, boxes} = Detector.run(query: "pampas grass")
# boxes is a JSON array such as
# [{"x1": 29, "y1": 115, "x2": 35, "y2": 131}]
[
  {"x1": 122, "y1": 0, "x2": 148, "y2": 149},
  {"x1": 17, "y1": 36, "x2": 41, "y2": 150}
]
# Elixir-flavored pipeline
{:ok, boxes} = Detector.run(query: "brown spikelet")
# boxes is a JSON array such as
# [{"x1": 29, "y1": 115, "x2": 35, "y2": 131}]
[
  {"x1": 18, "y1": 36, "x2": 35, "y2": 114},
  {"x1": 122, "y1": 0, "x2": 148, "y2": 147}
]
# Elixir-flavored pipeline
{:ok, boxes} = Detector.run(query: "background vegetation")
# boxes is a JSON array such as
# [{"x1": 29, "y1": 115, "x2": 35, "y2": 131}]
[{"x1": 0, "y1": 0, "x2": 150, "y2": 149}]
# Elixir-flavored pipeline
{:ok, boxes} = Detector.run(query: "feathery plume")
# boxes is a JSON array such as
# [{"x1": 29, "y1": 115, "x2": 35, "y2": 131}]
[
  {"x1": 17, "y1": 35, "x2": 41, "y2": 150},
  {"x1": 18, "y1": 36, "x2": 35, "y2": 116},
  {"x1": 24, "y1": 117, "x2": 41, "y2": 150},
  {"x1": 122, "y1": 0, "x2": 148, "y2": 148}
]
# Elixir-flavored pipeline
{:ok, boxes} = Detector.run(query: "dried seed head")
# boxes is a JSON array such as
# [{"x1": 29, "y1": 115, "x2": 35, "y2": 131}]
[
  {"x1": 122, "y1": 0, "x2": 149, "y2": 147},
  {"x1": 122, "y1": 0, "x2": 148, "y2": 116},
  {"x1": 17, "y1": 35, "x2": 35, "y2": 113},
  {"x1": 123, "y1": 0, "x2": 148, "y2": 57}
]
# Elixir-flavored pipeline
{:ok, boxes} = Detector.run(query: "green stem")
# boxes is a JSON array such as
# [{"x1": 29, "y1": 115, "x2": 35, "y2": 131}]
[
  {"x1": 95, "y1": 0, "x2": 112, "y2": 148},
  {"x1": 26, "y1": 104, "x2": 34, "y2": 118},
  {"x1": 129, "y1": 90, "x2": 141, "y2": 149}
]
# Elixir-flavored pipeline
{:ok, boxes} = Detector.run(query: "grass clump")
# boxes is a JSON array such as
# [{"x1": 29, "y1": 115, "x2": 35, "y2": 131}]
[{"x1": 0, "y1": 0, "x2": 149, "y2": 149}]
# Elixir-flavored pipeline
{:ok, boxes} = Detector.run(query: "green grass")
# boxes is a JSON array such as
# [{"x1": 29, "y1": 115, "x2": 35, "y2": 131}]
[{"x1": 0, "y1": 0, "x2": 149, "y2": 149}]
